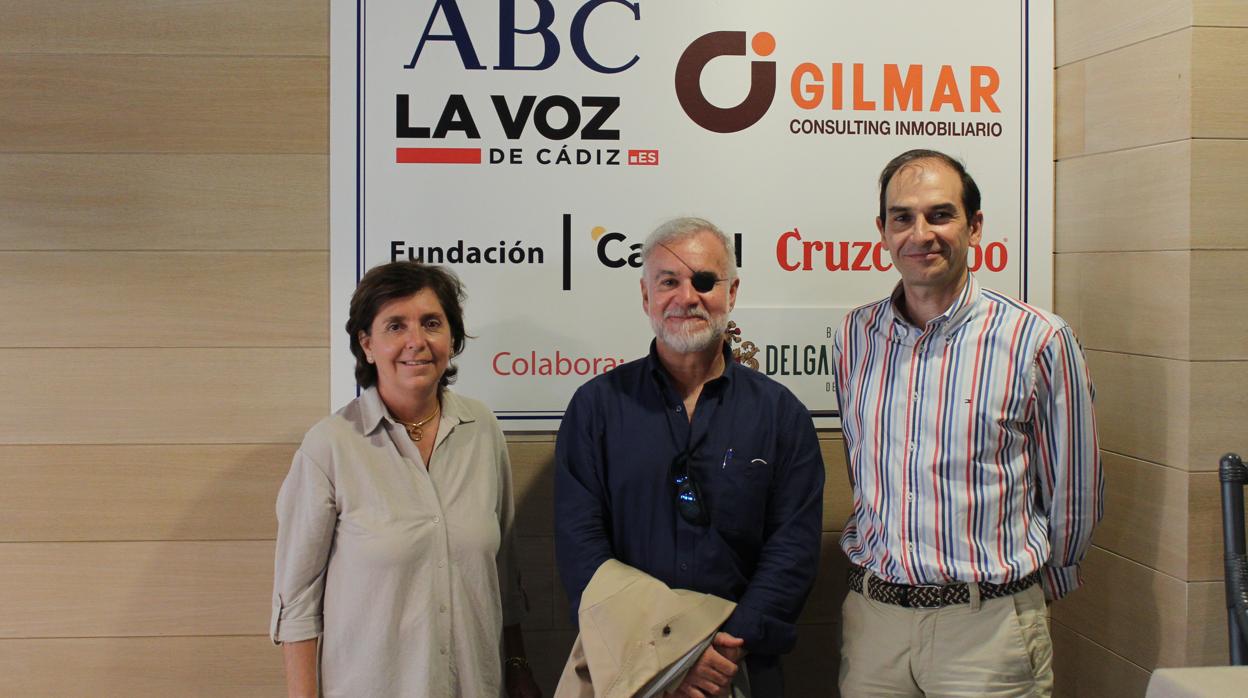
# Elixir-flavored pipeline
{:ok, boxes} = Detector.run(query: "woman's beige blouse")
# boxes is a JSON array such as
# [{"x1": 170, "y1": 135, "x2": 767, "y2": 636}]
[{"x1": 270, "y1": 387, "x2": 526, "y2": 697}]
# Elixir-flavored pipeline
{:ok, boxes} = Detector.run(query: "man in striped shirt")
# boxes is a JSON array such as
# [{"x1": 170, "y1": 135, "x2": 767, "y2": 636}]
[{"x1": 833, "y1": 149, "x2": 1102, "y2": 696}]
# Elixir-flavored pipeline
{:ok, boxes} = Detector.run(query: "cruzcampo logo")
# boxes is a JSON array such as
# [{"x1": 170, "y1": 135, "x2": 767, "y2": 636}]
[{"x1": 675, "y1": 31, "x2": 778, "y2": 133}]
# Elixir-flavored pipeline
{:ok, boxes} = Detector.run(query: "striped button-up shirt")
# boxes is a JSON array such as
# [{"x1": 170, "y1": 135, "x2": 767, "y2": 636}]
[{"x1": 832, "y1": 275, "x2": 1102, "y2": 600}]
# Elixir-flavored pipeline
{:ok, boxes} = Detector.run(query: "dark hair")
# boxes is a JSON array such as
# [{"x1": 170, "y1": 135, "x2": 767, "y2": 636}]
[
  {"x1": 346, "y1": 262, "x2": 468, "y2": 390},
  {"x1": 877, "y1": 149, "x2": 981, "y2": 222}
]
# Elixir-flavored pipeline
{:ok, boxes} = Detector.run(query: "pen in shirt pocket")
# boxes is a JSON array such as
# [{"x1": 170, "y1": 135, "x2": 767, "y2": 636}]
[{"x1": 720, "y1": 448, "x2": 734, "y2": 469}]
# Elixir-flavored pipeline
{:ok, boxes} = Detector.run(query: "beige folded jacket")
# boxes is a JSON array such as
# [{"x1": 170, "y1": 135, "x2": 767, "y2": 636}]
[{"x1": 555, "y1": 560, "x2": 737, "y2": 698}]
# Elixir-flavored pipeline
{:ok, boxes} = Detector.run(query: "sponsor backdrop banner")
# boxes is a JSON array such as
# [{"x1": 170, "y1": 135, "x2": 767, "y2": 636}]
[{"x1": 330, "y1": 0, "x2": 1054, "y2": 429}]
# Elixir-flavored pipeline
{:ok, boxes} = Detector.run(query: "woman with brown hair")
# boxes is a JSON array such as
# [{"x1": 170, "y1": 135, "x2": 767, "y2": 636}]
[{"x1": 271, "y1": 261, "x2": 540, "y2": 697}]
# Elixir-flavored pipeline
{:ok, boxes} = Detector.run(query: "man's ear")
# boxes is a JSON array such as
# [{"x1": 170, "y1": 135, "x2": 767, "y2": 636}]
[{"x1": 968, "y1": 210, "x2": 984, "y2": 247}]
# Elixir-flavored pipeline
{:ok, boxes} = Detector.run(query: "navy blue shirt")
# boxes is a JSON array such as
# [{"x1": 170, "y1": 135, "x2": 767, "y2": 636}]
[{"x1": 554, "y1": 341, "x2": 824, "y2": 657}]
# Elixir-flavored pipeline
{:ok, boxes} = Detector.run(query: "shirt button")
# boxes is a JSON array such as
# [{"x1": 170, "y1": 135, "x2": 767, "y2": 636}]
[
  {"x1": 440, "y1": 604, "x2": 447, "y2": 613},
  {"x1": 912, "y1": 392, "x2": 919, "y2": 399},
  {"x1": 440, "y1": 647, "x2": 447, "y2": 656},
  {"x1": 432, "y1": 516, "x2": 440, "y2": 524},
  {"x1": 675, "y1": 405, "x2": 683, "y2": 413},
  {"x1": 906, "y1": 492, "x2": 914, "y2": 502},
  {"x1": 437, "y1": 561, "x2": 445, "y2": 568},
  {"x1": 908, "y1": 442, "x2": 916, "y2": 452},
  {"x1": 680, "y1": 562, "x2": 688, "y2": 571},
  {"x1": 907, "y1": 542, "x2": 915, "y2": 551}
]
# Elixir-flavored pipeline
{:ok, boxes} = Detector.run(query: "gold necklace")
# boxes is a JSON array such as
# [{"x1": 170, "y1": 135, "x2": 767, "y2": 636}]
[{"x1": 397, "y1": 404, "x2": 439, "y2": 442}]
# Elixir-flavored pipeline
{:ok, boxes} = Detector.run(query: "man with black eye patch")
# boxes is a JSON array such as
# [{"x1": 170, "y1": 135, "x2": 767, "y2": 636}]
[{"x1": 555, "y1": 216, "x2": 825, "y2": 697}]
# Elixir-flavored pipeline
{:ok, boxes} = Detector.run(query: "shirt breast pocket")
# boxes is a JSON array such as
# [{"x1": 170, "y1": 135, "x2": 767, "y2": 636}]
[{"x1": 710, "y1": 454, "x2": 772, "y2": 537}]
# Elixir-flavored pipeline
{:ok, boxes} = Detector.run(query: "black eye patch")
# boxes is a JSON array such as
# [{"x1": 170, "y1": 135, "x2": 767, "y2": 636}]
[{"x1": 691, "y1": 271, "x2": 718, "y2": 293}]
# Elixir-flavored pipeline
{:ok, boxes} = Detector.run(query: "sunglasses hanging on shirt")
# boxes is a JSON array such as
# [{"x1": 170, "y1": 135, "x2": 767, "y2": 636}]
[{"x1": 670, "y1": 450, "x2": 709, "y2": 526}]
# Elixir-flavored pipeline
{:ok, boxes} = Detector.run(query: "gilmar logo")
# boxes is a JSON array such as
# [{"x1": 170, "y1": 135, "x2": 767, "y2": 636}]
[{"x1": 675, "y1": 31, "x2": 778, "y2": 133}]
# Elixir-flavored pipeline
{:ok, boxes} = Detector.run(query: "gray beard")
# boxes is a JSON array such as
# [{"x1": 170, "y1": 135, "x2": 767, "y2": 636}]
[{"x1": 651, "y1": 312, "x2": 729, "y2": 354}]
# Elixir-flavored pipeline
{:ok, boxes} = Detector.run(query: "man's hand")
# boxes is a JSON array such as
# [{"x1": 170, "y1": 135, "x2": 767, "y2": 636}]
[{"x1": 667, "y1": 632, "x2": 746, "y2": 698}]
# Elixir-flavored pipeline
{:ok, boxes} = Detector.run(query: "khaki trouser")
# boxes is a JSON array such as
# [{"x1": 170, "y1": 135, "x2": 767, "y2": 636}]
[{"x1": 838, "y1": 576, "x2": 1053, "y2": 697}]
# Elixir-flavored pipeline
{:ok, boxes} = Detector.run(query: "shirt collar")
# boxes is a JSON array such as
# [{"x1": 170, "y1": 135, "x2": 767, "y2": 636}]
[
  {"x1": 644, "y1": 338, "x2": 738, "y2": 389},
  {"x1": 358, "y1": 385, "x2": 476, "y2": 434},
  {"x1": 888, "y1": 273, "x2": 981, "y2": 334}
]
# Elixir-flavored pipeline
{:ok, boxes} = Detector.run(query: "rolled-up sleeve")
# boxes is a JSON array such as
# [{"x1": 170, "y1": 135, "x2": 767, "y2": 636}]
[{"x1": 270, "y1": 448, "x2": 337, "y2": 644}]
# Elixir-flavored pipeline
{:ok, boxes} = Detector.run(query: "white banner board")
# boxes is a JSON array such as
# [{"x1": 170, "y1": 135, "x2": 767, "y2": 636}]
[{"x1": 331, "y1": 0, "x2": 1054, "y2": 429}]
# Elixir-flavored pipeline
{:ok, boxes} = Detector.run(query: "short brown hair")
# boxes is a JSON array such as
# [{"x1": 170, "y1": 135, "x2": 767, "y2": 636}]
[
  {"x1": 878, "y1": 149, "x2": 981, "y2": 222},
  {"x1": 346, "y1": 262, "x2": 468, "y2": 389}
]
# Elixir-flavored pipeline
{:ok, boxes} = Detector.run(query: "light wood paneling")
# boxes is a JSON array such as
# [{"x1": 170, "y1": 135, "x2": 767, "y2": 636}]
[
  {"x1": 1192, "y1": 139, "x2": 1248, "y2": 250},
  {"x1": 1095, "y1": 452, "x2": 1190, "y2": 580},
  {"x1": 1084, "y1": 351, "x2": 1190, "y2": 470},
  {"x1": 821, "y1": 437, "x2": 852, "y2": 531},
  {"x1": 1195, "y1": 0, "x2": 1248, "y2": 25},
  {"x1": 1055, "y1": 251, "x2": 1190, "y2": 360},
  {"x1": 1055, "y1": 29, "x2": 1191, "y2": 159},
  {"x1": 1192, "y1": 27, "x2": 1248, "y2": 138},
  {"x1": 515, "y1": 536, "x2": 555, "y2": 632},
  {"x1": 1191, "y1": 251, "x2": 1248, "y2": 360},
  {"x1": 0, "y1": 636, "x2": 284, "y2": 697},
  {"x1": 1054, "y1": 0, "x2": 1190, "y2": 66},
  {"x1": 1050, "y1": 546, "x2": 1189, "y2": 668},
  {"x1": 0, "y1": 154, "x2": 327, "y2": 251},
  {"x1": 0, "y1": 55, "x2": 326, "y2": 153},
  {"x1": 1190, "y1": 360, "x2": 1248, "y2": 472},
  {"x1": 0, "y1": 252, "x2": 327, "y2": 347},
  {"x1": 1186, "y1": 580, "x2": 1233, "y2": 665},
  {"x1": 1055, "y1": 61, "x2": 1086, "y2": 159},
  {"x1": 1051, "y1": 621, "x2": 1151, "y2": 698},
  {"x1": 0, "y1": 349, "x2": 326, "y2": 445},
  {"x1": 0, "y1": 0, "x2": 326, "y2": 56},
  {"x1": 1054, "y1": 141, "x2": 1191, "y2": 253},
  {"x1": 1186, "y1": 471, "x2": 1223, "y2": 581},
  {"x1": 510, "y1": 441, "x2": 555, "y2": 537},
  {"x1": 0, "y1": 444, "x2": 292, "y2": 542},
  {"x1": 0, "y1": 541, "x2": 271, "y2": 638}
]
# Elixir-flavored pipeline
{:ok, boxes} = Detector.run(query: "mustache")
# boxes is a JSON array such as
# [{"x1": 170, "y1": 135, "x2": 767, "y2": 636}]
[{"x1": 664, "y1": 307, "x2": 711, "y2": 320}]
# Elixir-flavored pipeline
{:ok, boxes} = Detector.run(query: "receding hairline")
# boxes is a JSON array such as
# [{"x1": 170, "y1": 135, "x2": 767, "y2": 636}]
[{"x1": 640, "y1": 217, "x2": 737, "y2": 280}]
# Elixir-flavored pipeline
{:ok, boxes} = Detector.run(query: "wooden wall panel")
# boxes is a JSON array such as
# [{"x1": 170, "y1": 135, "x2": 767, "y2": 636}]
[
  {"x1": 1084, "y1": 351, "x2": 1190, "y2": 470},
  {"x1": 1185, "y1": 580, "x2": 1233, "y2": 665},
  {"x1": 1055, "y1": 251, "x2": 1190, "y2": 360},
  {"x1": 0, "y1": 1, "x2": 327, "y2": 56},
  {"x1": 0, "y1": 349, "x2": 327, "y2": 445},
  {"x1": 1186, "y1": 471, "x2": 1224, "y2": 581},
  {"x1": 785, "y1": 622, "x2": 841, "y2": 697},
  {"x1": 1192, "y1": 27, "x2": 1248, "y2": 137},
  {"x1": 1191, "y1": 251, "x2": 1248, "y2": 360},
  {"x1": 0, "y1": 444, "x2": 292, "y2": 542},
  {"x1": 1054, "y1": 0, "x2": 1190, "y2": 66},
  {"x1": 1195, "y1": 0, "x2": 1248, "y2": 25},
  {"x1": 1051, "y1": 622, "x2": 1151, "y2": 698},
  {"x1": 0, "y1": 55, "x2": 326, "y2": 153},
  {"x1": 1094, "y1": 452, "x2": 1190, "y2": 579},
  {"x1": 0, "y1": 154, "x2": 327, "y2": 251},
  {"x1": 0, "y1": 541, "x2": 271, "y2": 638},
  {"x1": 0, "y1": 636, "x2": 284, "y2": 697},
  {"x1": 1054, "y1": 29, "x2": 1191, "y2": 159},
  {"x1": 1190, "y1": 360, "x2": 1248, "y2": 472},
  {"x1": 510, "y1": 441, "x2": 555, "y2": 537},
  {"x1": 523, "y1": 629, "x2": 578, "y2": 696},
  {"x1": 1050, "y1": 546, "x2": 1189, "y2": 668},
  {"x1": 1054, "y1": 62, "x2": 1086, "y2": 160},
  {"x1": 515, "y1": 536, "x2": 555, "y2": 632},
  {"x1": 1054, "y1": 141, "x2": 1191, "y2": 253},
  {"x1": 0, "y1": 252, "x2": 327, "y2": 347},
  {"x1": 1191, "y1": 139, "x2": 1248, "y2": 249}
]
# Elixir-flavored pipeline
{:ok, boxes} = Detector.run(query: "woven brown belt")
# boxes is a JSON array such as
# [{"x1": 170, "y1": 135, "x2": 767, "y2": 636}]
[{"x1": 848, "y1": 565, "x2": 1040, "y2": 609}]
